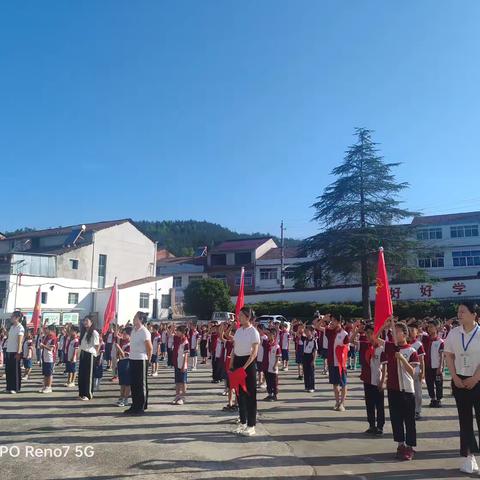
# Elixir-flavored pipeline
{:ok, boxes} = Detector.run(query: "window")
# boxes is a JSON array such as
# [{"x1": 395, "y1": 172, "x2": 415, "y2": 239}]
[
  {"x1": 260, "y1": 268, "x2": 278, "y2": 280},
  {"x1": 188, "y1": 275, "x2": 203, "y2": 284},
  {"x1": 41, "y1": 292, "x2": 48, "y2": 304},
  {"x1": 161, "y1": 294, "x2": 171, "y2": 309},
  {"x1": 451, "y1": 225, "x2": 479, "y2": 238},
  {"x1": 69, "y1": 259, "x2": 79, "y2": 270},
  {"x1": 211, "y1": 254, "x2": 227, "y2": 266},
  {"x1": 417, "y1": 228, "x2": 442, "y2": 240},
  {"x1": 173, "y1": 276, "x2": 183, "y2": 288},
  {"x1": 139, "y1": 292, "x2": 149, "y2": 309},
  {"x1": 211, "y1": 274, "x2": 227, "y2": 284},
  {"x1": 452, "y1": 250, "x2": 480, "y2": 267},
  {"x1": 418, "y1": 253, "x2": 444, "y2": 269},
  {"x1": 0, "y1": 280, "x2": 7, "y2": 308},
  {"x1": 235, "y1": 272, "x2": 253, "y2": 286},
  {"x1": 68, "y1": 292, "x2": 79, "y2": 304},
  {"x1": 234, "y1": 252, "x2": 251, "y2": 265},
  {"x1": 98, "y1": 254, "x2": 107, "y2": 289},
  {"x1": 285, "y1": 268, "x2": 296, "y2": 280}
]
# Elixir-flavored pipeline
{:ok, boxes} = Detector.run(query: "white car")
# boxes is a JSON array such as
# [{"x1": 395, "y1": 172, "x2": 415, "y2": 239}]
[
  {"x1": 211, "y1": 311, "x2": 236, "y2": 323},
  {"x1": 257, "y1": 315, "x2": 290, "y2": 331}
]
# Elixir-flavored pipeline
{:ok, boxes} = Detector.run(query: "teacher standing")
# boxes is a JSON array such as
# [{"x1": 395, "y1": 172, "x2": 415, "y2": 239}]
[
  {"x1": 78, "y1": 316, "x2": 100, "y2": 401},
  {"x1": 444, "y1": 301, "x2": 480, "y2": 475},
  {"x1": 5, "y1": 311, "x2": 24, "y2": 394},
  {"x1": 231, "y1": 307, "x2": 260, "y2": 437},
  {"x1": 125, "y1": 311, "x2": 152, "y2": 415}
]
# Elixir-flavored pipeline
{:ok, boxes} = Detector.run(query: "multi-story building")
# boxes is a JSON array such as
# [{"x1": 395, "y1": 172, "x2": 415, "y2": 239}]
[
  {"x1": 0, "y1": 219, "x2": 162, "y2": 324},
  {"x1": 412, "y1": 211, "x2": 480, "y2": 280}
]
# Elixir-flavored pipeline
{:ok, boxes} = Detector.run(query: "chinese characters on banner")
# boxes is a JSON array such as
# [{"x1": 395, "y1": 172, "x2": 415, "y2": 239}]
[
  {"x1": 390, "y1": 287, "x2": 401, "y2": 300},
  {"x1": 420, "y1": 284, "x2": 433, "y2": 298},
  {"x1": 387, "y1": 281, "x2": 471, "y2": 300},
  {"x1": 452, "y1": 282, "x2": 467, "y2": 296}
]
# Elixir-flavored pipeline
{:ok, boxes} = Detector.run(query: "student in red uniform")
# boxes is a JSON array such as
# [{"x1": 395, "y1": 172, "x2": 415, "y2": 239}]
[
  {"x1": 116, "y1": 326, "x2": 132, "y2": 407},
  {"x1": 359, "y1": 324, "x2": 386, "y2": 435},
  {"x1": 256, "y1": 325, "x2": 268, "y2": 389},
  {"x1": 378, "y1": 318, "x2": 420, "y2": 461},
  {"x1": 222, "y1": 324, "x2": 237, "y2": 411},
  {"x1": 64, "y1": 326, "x2": 79, "y2": 387},
  {"x1": 173, "y1": 326, "x2": 189, "y2": 405},
  {"x1": 39, "y1": 325, "x2": 57, "y2": 394},
  {"x1": 264, "y1": 328, "x2": 281, "y2": 401},
  {"x1": 407, "y1": 321, "x2": 426, "y2": 420},
  {"x1": 213, "y1": 324, "x2": 226, "y2": 384},
  {"x1": 199, "y1": 325, "x2": 208, "y2": 364},
  {"x1": 166, "y1": 324, "x2": 175, "y2": 368},
  {"x1": 280, "y1": 324, "x2": 290, "y2": 371},
  {"x1": 22, "y1": 329, "x2": 34, "y2": 381},
  {"x1": 209, "y1": 325, "x2": 219, "y2": 383},
  {"x1": 189, "y1": 324, "x2": 200, "y2": 371},
  {"x1": 302, "y1": 326, "x2": 317, "y2": 393},
  {"x1": 294, "y1": 324, "x2": 306, "y2": 381},
  {"x1": 422, "y1": 319, "x2": 444, "y2": 408},
  {"x1": 150, "y1": 325, "x2": 161, "y2": 377}
]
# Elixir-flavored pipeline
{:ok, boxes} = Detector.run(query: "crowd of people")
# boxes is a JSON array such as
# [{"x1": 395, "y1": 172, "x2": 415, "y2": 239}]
[{"x1": 2, "y1": 302, "x2": 480, "y2": 474}]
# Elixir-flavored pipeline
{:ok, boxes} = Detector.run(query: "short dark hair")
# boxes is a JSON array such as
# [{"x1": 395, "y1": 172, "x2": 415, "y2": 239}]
[
  {"x1": 136, "y1": 311, "x2": 148, "y2": 324},
  {"x1": 459, "y1": 301, "x2": 479, "y2": 315},
  {"x1": 409, "y1": 321, "x2": 419, "y2": 329},
  {"x1": 364, "y1": 324, "x2": 374, "y2": 333},
  {"x1": 176, "y1": 325, "x2": 187, "y2": 335},
  {"x1": 395, "y1": 321, "x2": 409, "y2": 336}
]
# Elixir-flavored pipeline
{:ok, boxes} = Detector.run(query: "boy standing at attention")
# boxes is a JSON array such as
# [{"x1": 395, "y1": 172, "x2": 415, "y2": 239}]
[
  {"x1": 264, "y1": 328, "x2": 281, "y2": 401},
  {"x1": 39, "y1": 325, "x2": 57, "y2": 394},
  {"x1": 173, "y1": 326, "x2": 189, "y2": 405},
  {"x1": 22, "y1": 329, "x2": 34, "y2": 381},
  {"x1": 408, "y1": 321, "x2": 426, "y2": 419},
  {"x1": 422, "y1": 319, "x2": 444, "y2": 408},
  {"x1": 64, "y1": 326, "x2": 79, "y2": 388}
]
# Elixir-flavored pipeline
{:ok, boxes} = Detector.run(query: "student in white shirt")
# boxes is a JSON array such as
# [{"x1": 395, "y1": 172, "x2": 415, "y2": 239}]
[
  {"x1": 444, "y1": 302, "x2": 480, "y2": 474},
  {"x1": 125, "y1": 311, "x2": 153, "y2": 415},
  {"x1": 5, "y1": 311, "x2": 24, "y2": 394},
  {"x1": 231, "y1": 307, "x2": 260, "y2": 437},
  {"x1": 78, "y1": 316, "x2": 100, "y2": 401}
]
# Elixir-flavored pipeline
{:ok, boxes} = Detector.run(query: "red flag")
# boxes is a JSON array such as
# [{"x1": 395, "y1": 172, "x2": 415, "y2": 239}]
[
  {"x1": 374, "y1": 247, "x2": 393, "y2": 334},
  {"x1": 235, "y1": 267, "x2": 245, "y2": 328},
  {"x1": 31, "y1": 287, "x2": 41, "y2": 335},
  {"x1": 102, "y1": 279, "x2": 117, "y2": 335},
  {"x1": 227, "y1": 367, "x2": 248, "y2": 396}
]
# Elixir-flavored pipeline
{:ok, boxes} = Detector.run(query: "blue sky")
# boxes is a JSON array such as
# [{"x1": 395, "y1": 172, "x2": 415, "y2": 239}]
[{"x1": 1, "y1": 1, "x2": 479, "y2": 239}]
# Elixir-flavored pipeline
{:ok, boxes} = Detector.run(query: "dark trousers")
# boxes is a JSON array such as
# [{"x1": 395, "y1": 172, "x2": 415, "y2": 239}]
[
  {"x1": 387, "y1": 389, "x2": 416, "y2": 447},
  {"x1": 234, "y1": 355, "x2": 257, "y2": 427},
  {"x1": 167, "y1": 349, "x2": 173, "y2": 367},
  {"x1": 130, "y1": 359, "x2": 149, "y2": 412},
  {"x1": 425, "y1": 367, "x2": 443, "y2": 401},
  {"x1": 364, "y1": 383, "x2": 385, "y2": 429},
  {"x1": 265, "y1": 371, "x2": 278, "y2": 396},
  {"x1": 78, "y1": 351, "x2": 94, "y2": 399},
  {"x1": 452, "y1": 378, "x2": 480, "y2": 457},
  {"x1": 303, "y1": 355, "x2": 315, "y2": 390},
  {"x1": 213, "y1": 357, "x2": 225, "y2": 382},
  {"x1": 211, "y1": 356, "x2": 217, "y2": 380},
  {"x1": 6, "y1": 352, "x2": 21, "y2": 392}
]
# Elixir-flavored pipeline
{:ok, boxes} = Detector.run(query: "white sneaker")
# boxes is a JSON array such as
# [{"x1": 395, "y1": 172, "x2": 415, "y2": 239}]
[
  {"x1": 308, "y1": 389, "x2": 315, "y2": 393},
  {"x1": 176, "y1": 398, "x2": 184, "y2": 405},
  {"x1": 152, "y1": 372, "x2": 158, "y2": 377},
  {"x1": 460, "y1": 455, "x2": 479, "y2": 474},
  {"x1": 240, "y1": 426, "x2": 256, "y2": 437},
  {"x1": 233, "y1": 424, "x2": 247, "y2": 434},
  {"x1": 43, "y1": 387, "x2": 52, "y2": 394},
  {"x1": 38, "y1": 388, "x2": 46, "y2": 393},
  {"x1": 8, "y1": 390, "x2": 17, "y2": 394},
  {"x1": 337, "y1": 403, "x2": 346, "y2": 412}
]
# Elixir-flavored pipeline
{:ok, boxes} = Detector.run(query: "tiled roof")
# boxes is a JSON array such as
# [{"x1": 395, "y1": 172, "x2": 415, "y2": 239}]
[
  {"x1": 258, "y1": 247, "x2": 302, "y2": 260},
  {"x1": 4, "y1": 219, "x2": 133, "y2": 240},
  {"x1": 411, "y1": 211, "x2": 480, "y2": 226},
  {"x1": 212, "y1": 237, "x2": 275, "y2": 252}
]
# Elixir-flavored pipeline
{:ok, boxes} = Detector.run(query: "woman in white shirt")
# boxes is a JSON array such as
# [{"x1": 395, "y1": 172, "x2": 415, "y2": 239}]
[
  {"x1": 78, "y1": 316, "x2": 100, "y2": 401},
  {"x1": 231, "y1": 307, "x2": 260, "y2": 437},
  {"x1": 444, "y1": 301, "x2": 480, "y2": 474}
]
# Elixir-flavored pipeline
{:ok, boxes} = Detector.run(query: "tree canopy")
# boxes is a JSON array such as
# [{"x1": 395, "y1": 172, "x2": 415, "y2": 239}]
[{"x1": 183, "y1": 278, "x2": 233, "y2": 320}]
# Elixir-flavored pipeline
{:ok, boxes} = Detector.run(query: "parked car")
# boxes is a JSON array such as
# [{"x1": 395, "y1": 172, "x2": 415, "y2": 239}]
[
  {"x1": 211, "y1": 311, "x2": 236, "y2": 324},
  {"x1": 257, "y1": 315, "x2": 290, "y2": 331}
]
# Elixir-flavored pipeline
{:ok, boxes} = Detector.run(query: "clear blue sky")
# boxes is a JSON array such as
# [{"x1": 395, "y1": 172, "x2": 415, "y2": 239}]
[{"x1": 1, "y1": 1, "x2": 480, "y2": 239}]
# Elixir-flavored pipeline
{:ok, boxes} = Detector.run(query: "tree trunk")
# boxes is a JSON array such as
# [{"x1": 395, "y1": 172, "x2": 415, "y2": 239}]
[{"x1": 361, "y1": 254, "x2": 371, "y2": 320}]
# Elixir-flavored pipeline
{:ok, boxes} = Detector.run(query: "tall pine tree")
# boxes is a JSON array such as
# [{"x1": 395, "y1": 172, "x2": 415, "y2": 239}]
[{"x1": 301, "y1": 128, "x2": 421, "y2": 319}]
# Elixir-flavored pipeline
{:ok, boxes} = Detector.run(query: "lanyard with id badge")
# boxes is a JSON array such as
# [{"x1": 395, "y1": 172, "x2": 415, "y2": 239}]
[{"x1": 460, "y1": 326, "x2": 479, "y2": 376}]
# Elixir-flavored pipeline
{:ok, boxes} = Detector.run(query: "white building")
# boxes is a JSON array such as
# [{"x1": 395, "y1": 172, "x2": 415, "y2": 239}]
[
  {"x1": 94, "y1": 276, "x2": 173, "y2": 326},
  {"x1": 0, "y1": 219, "x2": 161, "y2": 324},
  {"x1": 412, "y1": 211, "x2": 480, "y2": 280}
]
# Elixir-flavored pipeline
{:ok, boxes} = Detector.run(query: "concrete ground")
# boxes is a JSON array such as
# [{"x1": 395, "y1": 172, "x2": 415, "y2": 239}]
[{"x1": 0, "y1": 359, "x2": 474, "y2": 480}]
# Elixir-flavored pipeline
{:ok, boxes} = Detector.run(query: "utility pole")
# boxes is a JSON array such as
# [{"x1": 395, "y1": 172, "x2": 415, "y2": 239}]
[{"x1": 280, "y1": 220, "x2": 285, "y2": 290}]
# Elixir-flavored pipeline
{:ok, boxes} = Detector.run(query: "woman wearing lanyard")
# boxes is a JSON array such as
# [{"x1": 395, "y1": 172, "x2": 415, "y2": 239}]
[
  {"x1": 231, "y1": 307, "x2": 260, "y2": 437},
  {"x1": 78, "y1": 316, "x2": 100, "y2": 401},
  {"x1": 444, "y1": 301, "x2": 480, "y2": 474}
]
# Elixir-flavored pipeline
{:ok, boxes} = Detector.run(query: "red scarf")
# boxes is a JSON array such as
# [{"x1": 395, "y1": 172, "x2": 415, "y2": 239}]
[{"x1": 228, "y1": 368, "x2": 248, "y2": 396}]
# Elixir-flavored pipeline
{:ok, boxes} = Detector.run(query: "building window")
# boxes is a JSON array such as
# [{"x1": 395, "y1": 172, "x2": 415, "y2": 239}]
[
  {"x1": 161, "y1": 294, "x2": 171, "y2": 309},
  {"x1": 41, "y1": 292, "x2": 48, "y2": 304},
  {"x1": 418, "y1": 253, "x2": 444, "y2": 269},
  {"x1": 68, "y1": 292, "x2": 79, "y2": 305},
  {"x1": 417, "y1": 228, "x2": 442, "y2": 240},
  {"x1": 285, "y1": 268, "x2": 296, "y2": 280},
  {"x1": 188, "y1": 275, "x2": 203, "y2": 284},
  {"x1": 234, "y1": 252, "x2": 251, "y2": 266},
  {"x1": 235, "y1": 272, "x2": 253, "y2": 286},
  {"x1": 173, "y1": 276, "x2": 183, "y2": 288},
  {"x1": 211, "y1": 274, "x2": 227, "y2": 284},
  {"x1": 98, "y1": 254, "x2": 107, "y2": 289},
  {"x1": 70, "y1": 259, "x2": 79, "y2": 270},
  {"x1": 451, "y1": 225, "x2": 479, "y2": 238},
  {"x1": 211, "y1": 254, "x2": 227, "y2": 266},
  {"x1": 452, "y1": 250, "x2": 480, "y2": 267},
  {"x1": 260, "y1": 268, "x2": 278, "y2": 280},
  {"x1": 139, "y1": 292, "x2": 149, "y2": 309}
]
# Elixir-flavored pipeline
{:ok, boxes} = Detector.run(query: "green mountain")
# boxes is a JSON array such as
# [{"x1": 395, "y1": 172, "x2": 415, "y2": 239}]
[{"x1": 135, "y1": 220, "x2": 300, "y2": 257}]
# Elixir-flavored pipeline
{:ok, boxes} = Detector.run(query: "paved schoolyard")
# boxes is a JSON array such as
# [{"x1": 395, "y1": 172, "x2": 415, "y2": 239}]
[{"x1": 0, "y1": 360, "x2": 473, "y2": 480}]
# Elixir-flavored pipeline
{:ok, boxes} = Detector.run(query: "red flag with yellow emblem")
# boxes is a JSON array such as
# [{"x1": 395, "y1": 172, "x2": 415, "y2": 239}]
[{"x1": 374, "y1": 247, "x2": 393, "y2": 334}]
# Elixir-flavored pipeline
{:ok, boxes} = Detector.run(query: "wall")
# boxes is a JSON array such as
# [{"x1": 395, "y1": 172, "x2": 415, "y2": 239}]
[{"x1": 234, "y1": 278, "x2": 480, "y2": 305}]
